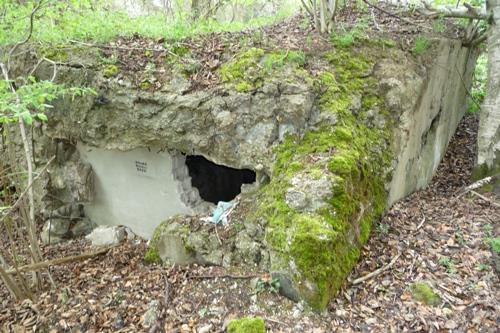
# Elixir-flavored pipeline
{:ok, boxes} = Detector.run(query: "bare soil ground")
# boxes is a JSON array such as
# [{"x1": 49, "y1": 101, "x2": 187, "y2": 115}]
[{"x1": 1, "y1": 113, "x2": 498, "y2": 333}]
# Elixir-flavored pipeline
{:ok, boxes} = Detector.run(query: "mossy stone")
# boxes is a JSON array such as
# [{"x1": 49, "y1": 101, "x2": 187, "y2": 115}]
[{"x1": 227, "y1": 317, "x2": 265, "y2": 333}]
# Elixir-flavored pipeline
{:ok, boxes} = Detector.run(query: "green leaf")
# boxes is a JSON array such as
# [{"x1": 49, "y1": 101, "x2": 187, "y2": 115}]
[
  {"x1": 36, "y1": 113, "x2": 48, "y2": 121},
  {"x1": 23, "y1": 113, "x2": 33, "y2": 125}
]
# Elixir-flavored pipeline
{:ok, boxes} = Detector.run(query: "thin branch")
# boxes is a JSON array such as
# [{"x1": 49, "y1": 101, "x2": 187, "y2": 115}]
[
  {"x1": 29, "y1": 57, "x2": 58, "y2": 81},
  {"x1": 362, "y1": 0, "x2": 433, "y2": 30},
  {"x1": 351, "y1": 252, "x2": 401, "y2": 285},
  {"x1": 416, "y1": 215, "x2": 426, "y2": 230},
  {"x1": 7, "y1": 0, "x2": 45, "y2": 71},
  {"x1": 454, "y1": 61, "x2": 482, "y2": 113},
  {"x1": 0, "y1": 156, "x2": 55, "y2": 223},
  {"x1": 470, "y1": 190, "x2": 500, "y2": 208},
  {"x1": 189, "y1": 273, "x2": 267, "y2": 280},
  {"x1": 5, "y1": 246, "x2": 113, "y2": 274}
]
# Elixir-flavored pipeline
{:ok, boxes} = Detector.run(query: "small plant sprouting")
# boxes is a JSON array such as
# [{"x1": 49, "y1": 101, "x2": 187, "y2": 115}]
[
  {"x1": 413, "y1": 35, "x2": 430, "y2": 55},
  {"x1": 486, "y1": 237, "x2": 500, "y2": 254},
  {"x1": 476, "y1": 263, "x2": 490, "y2": 271},
  {"x1": 483, "y1": 223, "x2": 493, "y2": 236},
  {"x1": 455, "y1": 230, "x2": 467, "y2": 246},
  {"x1": 254, "y1": 277, "x2": 280, "y2": 294},
  {"x1": 377, "y1": 223, "x2": 390, "y2": 235},
  {"x1": 438, "y1": 256, "x2": 457, "y2": 274},
  {"x1": 331, "y1": 21, "x2": 368, "y2": 48}
]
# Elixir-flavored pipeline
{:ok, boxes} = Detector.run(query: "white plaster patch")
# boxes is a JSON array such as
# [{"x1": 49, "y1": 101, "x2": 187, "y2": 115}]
[{"x1": 77, "y1": 144, "x2": 193, "y2": 239}]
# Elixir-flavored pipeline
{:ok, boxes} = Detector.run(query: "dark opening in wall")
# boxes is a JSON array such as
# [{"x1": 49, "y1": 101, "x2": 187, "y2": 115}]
[{"x1": 185, "y1": 155, "x2": 256, "y2": 204}]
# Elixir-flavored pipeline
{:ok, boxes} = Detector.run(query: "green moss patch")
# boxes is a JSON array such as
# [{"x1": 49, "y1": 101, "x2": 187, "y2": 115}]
[
  {"x1": 227, "y1": 317, "x2": 265, "y2": 333},
  {"x1": 253, "y1": 43, "x2": 394, "y2": 310},
  {"x1": 103, "y1": 64, "x2": 119, "y2": 78},
  {"x1": 219, "y1": 47, "x2": 306, "y2": 92},
  {"x1": 410, "y1": 282, "x2": 441, "y2": 306}
]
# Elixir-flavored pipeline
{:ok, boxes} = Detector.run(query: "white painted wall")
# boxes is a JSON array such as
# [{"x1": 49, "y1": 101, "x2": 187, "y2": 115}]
[{"x1": 77, "y1": 144, "x2": 193, "y2": 239}]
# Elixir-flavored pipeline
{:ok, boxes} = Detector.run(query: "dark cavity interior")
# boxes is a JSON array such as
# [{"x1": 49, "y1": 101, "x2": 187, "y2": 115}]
[{"x1": 185, "y1": 155, "x2": 256, "y2": 204}]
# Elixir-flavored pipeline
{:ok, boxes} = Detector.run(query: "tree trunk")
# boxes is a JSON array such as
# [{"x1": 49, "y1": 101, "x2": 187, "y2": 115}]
[{"x1": 476, "y1": 0, "x2": 500, "y2": 178}]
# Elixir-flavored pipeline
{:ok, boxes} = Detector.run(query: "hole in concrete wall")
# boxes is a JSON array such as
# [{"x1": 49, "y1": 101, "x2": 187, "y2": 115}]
[{"x1": 185, "y1": 155, "x2": 256, "y2": 204}]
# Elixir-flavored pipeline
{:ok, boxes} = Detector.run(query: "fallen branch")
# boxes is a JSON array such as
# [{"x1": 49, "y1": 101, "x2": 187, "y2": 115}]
[
  {"x1": 470, "y1": 190, "x2": 500, "y2": 208},
  {"x1": 351, "y1": 252, "x2": 401, "y2": 285},
  {"x1": 189, "y1": 273, "x2": 267, "y2": 280},
  {"x1": 462, "y1": 173, "x2": 500, "y2": 193},
  {"x1": 6, "y1": 246, "x2": 113, "y2": 274}
]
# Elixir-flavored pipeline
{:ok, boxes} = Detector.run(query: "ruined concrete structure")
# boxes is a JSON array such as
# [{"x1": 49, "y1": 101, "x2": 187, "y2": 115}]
[{"x1": 2, "y1": 35, "x2": 477, "y2": 309}]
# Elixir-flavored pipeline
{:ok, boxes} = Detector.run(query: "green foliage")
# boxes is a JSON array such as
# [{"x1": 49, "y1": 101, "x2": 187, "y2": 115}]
[
  {"x1": 468, "y1": 54, "x2": 487, "y2": 113},
  {"x1": 438, "y1": 256, "x2": 457, "y2": 274},
  {"x1": 410, "y1": 282, "x2": 441, "y2": 306},
  {"x1": 476, "y1": 263, "x2": 490, "y2": 271},
  {"x1": 331, "y1": 21, "x2": 369, "y2": 48},
  {"x1": 0, "y1": 77, "x2": 94, "y2": 125},
  {"x1": 227, "y1": 317, "x2": 265, "y2": 333},
  {"x1": 0, "y1": 0, "x2": 294, "y2": 46},
  {"x1": 413, "y1": 35, "x2": 430, "y2": 55},
  {"x1": 254, "y1": 277, "x2": 280, "y2": 294},
  {"x1": 486, "y1": 237, "x2": 500, "y2": 253}
]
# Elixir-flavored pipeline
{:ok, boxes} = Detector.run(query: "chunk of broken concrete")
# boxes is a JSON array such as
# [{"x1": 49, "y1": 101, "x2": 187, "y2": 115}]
[{"x1": 86, "y1": 226, "x2": 125, "y2": 246}]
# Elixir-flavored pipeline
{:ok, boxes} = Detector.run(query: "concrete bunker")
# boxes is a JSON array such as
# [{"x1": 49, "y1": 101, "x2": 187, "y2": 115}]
[{"x1": 185, "y1": 155, "x2": 256, "y2": 204}]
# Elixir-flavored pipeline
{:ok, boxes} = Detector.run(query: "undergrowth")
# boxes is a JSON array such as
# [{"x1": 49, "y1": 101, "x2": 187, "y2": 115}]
[
  {"x1": 468, "y1": 53, "x2": 488, "y2": 113},
  {"x1": 0, "y1": 1, "x2": 294, "y2": 46}
]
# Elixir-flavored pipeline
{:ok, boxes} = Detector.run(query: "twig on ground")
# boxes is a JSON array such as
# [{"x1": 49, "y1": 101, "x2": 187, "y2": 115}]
[
  {"x1": 189, "y1": 273, "x2": 266, "y2": 280},
  {"x1": 265, "y1": 317, "x2": 288, "y2": 326},
  {"x1": 416, "y1": 215, "x2": 426, "y2": 230},
  {"x1": 5, "y1": 246, "x2": 113, "y2": 274},
  {"x1": 469, "y1": 190, "x2": 500, "y2": 207},
  {"x1": 351, "y1": 252, "x2": 401, "y2": 285}
]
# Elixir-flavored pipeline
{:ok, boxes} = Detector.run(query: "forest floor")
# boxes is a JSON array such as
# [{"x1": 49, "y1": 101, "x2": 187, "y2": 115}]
[{"x1": 1, "y1": 114, "x2": 499, "y2": 332}]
